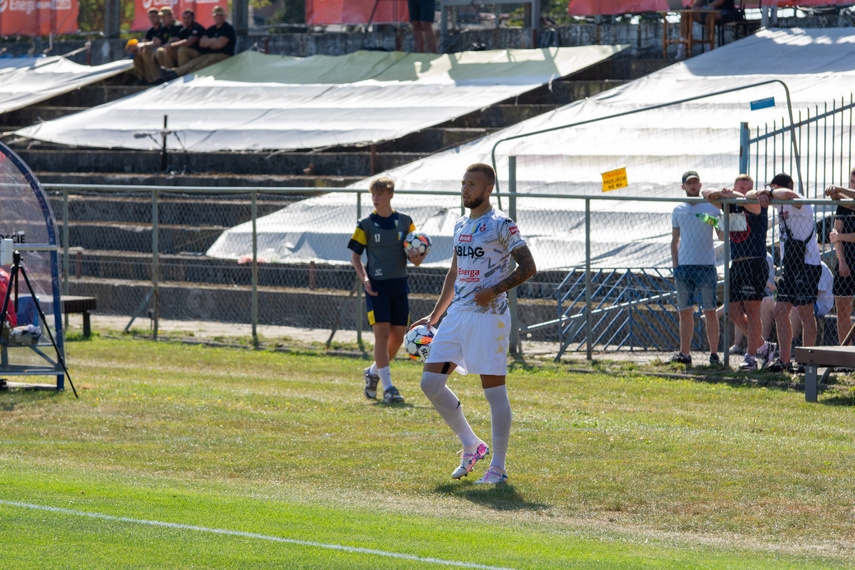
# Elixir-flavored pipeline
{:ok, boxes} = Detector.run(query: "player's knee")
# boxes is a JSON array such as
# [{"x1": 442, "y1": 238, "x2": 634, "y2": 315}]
[{"x1": 420, "y1": 371, "x2": 447, "y2": 397}]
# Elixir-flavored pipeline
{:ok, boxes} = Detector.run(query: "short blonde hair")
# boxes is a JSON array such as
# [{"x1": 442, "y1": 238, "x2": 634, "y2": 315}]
[
  {"x1": 735, "y1": 173, "x2": 753, "y2": 184},
  {"x1": 369, "y1": 177, "x2": 395, "y2": 194}
]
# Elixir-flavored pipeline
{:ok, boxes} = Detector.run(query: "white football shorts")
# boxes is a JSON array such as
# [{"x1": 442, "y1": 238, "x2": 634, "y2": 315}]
[{"x1": 426, "y1": 306, "x2": 511, "y2": 375}]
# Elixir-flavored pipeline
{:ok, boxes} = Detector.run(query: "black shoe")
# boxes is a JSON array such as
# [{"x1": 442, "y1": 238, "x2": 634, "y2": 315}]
[
  {"x1": 669, "y1": 353, "x2": 692, "y2": 366},
  {"x1": 383, "y1": 386, "x2": 405, "y2": 403},
  {"x1": 767, "y1": 359, "x2": 794, "y2": 374},
  {"x1": 709, "y1": 353, "x2": 721, "y2": 366},
  {"x1": 160, "y1": 69, "x2": 179, "y2": 82},
  {"x1": 363, "y1": 367, "x2": 379, "y2": 400}
]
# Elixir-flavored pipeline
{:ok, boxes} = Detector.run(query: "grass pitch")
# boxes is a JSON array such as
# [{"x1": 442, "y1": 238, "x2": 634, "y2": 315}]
[{"x1": 1, "y1": 337, "x2": 854, "y2": 568}]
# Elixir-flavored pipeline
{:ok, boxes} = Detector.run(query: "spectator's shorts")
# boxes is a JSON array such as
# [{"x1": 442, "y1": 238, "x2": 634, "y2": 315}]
[
  {"x1": 366, "y1": 289, "x2": 409, "y2": 326},
  {"x1": 833, "y1": 271, "x2": 855, "y2": 297},
  {"x1": 408, "y1": 0, "x2": 436, "y2": 22},
  {"x1": 674, "y1": 265, "x2": 717, "y2": 310},
  {"x1": 777, "y1": 263, "x2": 822, "y2": 306},
  {"x1": 730, "y1": 257, "x2": 768, "y2": 302}
]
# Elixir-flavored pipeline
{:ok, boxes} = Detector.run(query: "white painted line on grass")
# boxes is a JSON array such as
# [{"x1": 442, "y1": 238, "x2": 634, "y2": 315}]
[{"x1": 1, "y1": 500, "x2": 516, "y2": 570}]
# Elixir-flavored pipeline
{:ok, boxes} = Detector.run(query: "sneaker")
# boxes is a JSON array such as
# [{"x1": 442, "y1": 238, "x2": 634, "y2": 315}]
[
  {"x1": 669, "y1": 353, "x2": 692, "y2": 366},
  {"x1": 363, "y1": 367, "x2": 379, "y2": 400},
  {"x1": 756, "y1": 342, "x2": 778, "y2": 369},
  {"x1": 474, "y1": 466, "x2": 508, "y2": 485},
  {"x1": 729, "y1": 344, "x2": 745, "y2": 356},
  {"x1": 709, "y1": 353, "x2": 721, "y2": 366},
  {"x1": 383, "y1": 385, "x2": 405, "y2": 403},
  {"x1": 767, "y1": 358, "x2": 794, "y2": 374},
  {"x1": 451, "y1": 442, "x2": 489, "y2": 479},
  {"x1": 739, "y1": 354, "x2": 757, "y2": 370}
]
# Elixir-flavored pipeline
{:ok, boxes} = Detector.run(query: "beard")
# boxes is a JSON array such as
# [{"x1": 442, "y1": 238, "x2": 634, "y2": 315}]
[{"x1": 463, "y1": 194, "x2": 484, "y2": 209}]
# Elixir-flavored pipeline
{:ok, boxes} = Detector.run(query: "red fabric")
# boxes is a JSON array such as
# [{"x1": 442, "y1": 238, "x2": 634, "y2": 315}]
[
  {"x1": 0, "y1": 0, "x2": 79, "y2": 36},
  {"x1": 567, "y1": 0, "x2": 850, "y2": 15},
  {"x1": 306, "y1": 0, "x2": 408, "y2": 26},
  {"x1": 132, "y1": 0, "x2": 216, "y2": 32},
  {"x1": 0, "y1": 269, "x2": 17, "y2": 328}
]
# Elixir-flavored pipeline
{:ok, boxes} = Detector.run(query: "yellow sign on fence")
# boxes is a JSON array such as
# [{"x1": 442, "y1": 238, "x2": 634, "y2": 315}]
[{"x1": 601, "y1": 167, "x2": 628, "y2": 192}]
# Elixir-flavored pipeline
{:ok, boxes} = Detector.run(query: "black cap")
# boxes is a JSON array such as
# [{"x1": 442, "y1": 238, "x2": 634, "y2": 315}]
[
  {"x1": 682, "y1": 171, "x2": 700, "y2": 184},
  {"x1": 768, "y1": 173, "x2": 794, "y2": 189}
]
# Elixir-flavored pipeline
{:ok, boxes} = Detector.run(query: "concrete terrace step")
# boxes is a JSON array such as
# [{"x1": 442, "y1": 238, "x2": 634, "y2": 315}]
[
  {"x1": 14, "y1": 149, "x2": 426, "y2": 177},
  {"x1": 39, "y1": 173, "x2": 362, "y2": 188},
  {"x1": 66, "y1": 221, "x2": 226, "y2": 255},
  {"x1": 48, "y1": 194, "x2": 309, "y2": 225},
  {"x1": 65, "y1": 250, "x2": 562, "y2": 298},
  {"x1": 66, "y1": 276, "x2": 556, "y2": 339},
  {"x1": 3, "y1": 106, "x2": 89, "y2": 126}
]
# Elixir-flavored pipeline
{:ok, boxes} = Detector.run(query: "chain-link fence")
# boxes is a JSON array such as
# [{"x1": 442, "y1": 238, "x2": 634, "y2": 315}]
[{"x1": 44, "y1": 182, "x2": 855, "y2": 367}]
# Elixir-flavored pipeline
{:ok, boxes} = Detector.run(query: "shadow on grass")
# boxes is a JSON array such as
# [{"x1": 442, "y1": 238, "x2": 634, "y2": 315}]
[
  {"x1": 433, "y1": 482, "x2": 549, "y2": 512},
  {"x1": 819, "y1": 393, "x2": 855, "y2": 406}
]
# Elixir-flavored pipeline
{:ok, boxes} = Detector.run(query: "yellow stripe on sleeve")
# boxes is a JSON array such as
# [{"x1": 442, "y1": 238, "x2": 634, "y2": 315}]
[
  {"x1": 351, "y1": 226, "x2": 367, "y2": 246},
  {"x1": 407, "y1": 222, "x2": 416, "y2": 234}
]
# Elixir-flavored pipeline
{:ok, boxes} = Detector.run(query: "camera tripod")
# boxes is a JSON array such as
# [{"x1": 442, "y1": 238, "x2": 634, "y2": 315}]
[{"x1": 0, "y1": 250, "x2": 77, "y2": 398}]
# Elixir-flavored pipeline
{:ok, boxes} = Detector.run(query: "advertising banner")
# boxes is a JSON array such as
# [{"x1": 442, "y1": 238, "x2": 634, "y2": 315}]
[
  {"x1": 567, "y1": 0, "x2": 854, "y2": 15},
  {"x1": 306, "y1": 0, "x2": 409, "y2": 26},
  {"x1": 132, "y1": 0, "x2": 219, "y2": 31},
  {"x1": 0, "y1": 0, "x2": 79, "y2": 36}
]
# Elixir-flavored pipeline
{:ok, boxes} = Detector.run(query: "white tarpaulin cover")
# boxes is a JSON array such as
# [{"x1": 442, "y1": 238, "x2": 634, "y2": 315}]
[
  {"x1": 208, "y1": 28, "x2": 855, "y2": 270},
  {"x1": 0, "y1": 56, "x2": 132, "y2": 118},
  {"x1": 14, "y1": 47, "x2": 625, "y2": 151}
]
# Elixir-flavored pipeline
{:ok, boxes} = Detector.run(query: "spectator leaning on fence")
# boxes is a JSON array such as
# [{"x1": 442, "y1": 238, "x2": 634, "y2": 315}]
[
  {"x1": 702, "y1": 174, "x2": 776, "y2": 371},
  {"x1": 763, "y1": 173, "x2": 822, "y2": 373},
  {"x1": 788, "y1": 261, "x2": 833, "y2": 351},
  {"x1": 824, "y1": 169, "x2": 855, "y2": 345},
  {"x1": 669, "y1": 171, "x2": 723, "y2": 366}
]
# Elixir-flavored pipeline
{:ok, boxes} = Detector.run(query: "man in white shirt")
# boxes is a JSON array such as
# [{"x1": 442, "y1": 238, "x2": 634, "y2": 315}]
[
  {"x1": 410, "y1": 163, "x2": 536, "y2": 485},
  {"x1": 670, "y1": 171, "x2": 723, "y2": 366}
]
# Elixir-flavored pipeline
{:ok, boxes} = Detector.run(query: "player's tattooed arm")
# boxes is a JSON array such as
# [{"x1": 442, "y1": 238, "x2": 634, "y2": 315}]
[{"x1": 491, "y1": 245, "x2": 537, "y2": 295}]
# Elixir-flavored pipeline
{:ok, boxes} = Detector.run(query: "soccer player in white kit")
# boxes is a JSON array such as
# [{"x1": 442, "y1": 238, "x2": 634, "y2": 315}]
[{"x1": 410, "y1": 163, "x2": 536, "y2": 484}]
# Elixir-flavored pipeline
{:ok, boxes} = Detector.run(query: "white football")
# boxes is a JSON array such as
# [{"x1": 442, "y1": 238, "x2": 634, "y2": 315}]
[
  {"x1": 403, "y1": 232, "x2": 431, "y2": 257},
  {"x1": 405, "y1": 324, "x2": 435, "y2": 362}
]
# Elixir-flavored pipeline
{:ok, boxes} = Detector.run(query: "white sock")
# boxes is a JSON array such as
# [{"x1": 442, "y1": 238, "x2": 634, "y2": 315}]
[
  {"x1": 369, "y1": 362, "x2": 379, "y2": 376},
  {"x1": 420, "y1": 371, "x2": 479, "y2": 448},
  {"x1": 483, "y1": 385, "x2": 512, "y2": 471},
  {"x1": 378, "y1": 366, "x2": 392, "y2": 390}
]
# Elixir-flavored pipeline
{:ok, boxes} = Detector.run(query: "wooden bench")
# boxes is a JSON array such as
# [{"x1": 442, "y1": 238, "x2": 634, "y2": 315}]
[
  {"x1": 62, "y1": 296, "x2": 97, "y2": 339},
  {"x1": 793, "y1": 346, "x2": 855, "y2": 403}
]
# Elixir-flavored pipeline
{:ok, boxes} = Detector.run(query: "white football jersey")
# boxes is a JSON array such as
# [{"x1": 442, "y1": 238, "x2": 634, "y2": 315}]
[{"x1": 451, "y1": 208, "x2": 527, "y2": 315}]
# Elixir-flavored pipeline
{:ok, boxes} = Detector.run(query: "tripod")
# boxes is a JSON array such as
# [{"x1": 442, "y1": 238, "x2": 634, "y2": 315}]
[{"x1": 0, "y1": 250, "x2": 77, "y2": 398}]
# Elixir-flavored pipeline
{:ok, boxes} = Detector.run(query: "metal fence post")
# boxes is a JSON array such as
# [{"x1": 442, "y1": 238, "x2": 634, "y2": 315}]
[
  {"x1": 251, "y1": 190, "x2": 258, "y2": 348},
  {"x1": 356, "y1": 191, "x2": 363, "y2": 350},
  {"x1": 740, "y1": 122, "x2": 750, "y2": 174},
  {"x1": 585, "y1": 197, "x2": 592, "y2": 361},
  {"x1": 507, "y1": 157, "x2": 521, "y2": 355},
  {"x1": 62, "y1": 187, "x2": 69, "y2": 333},
  {"x1": 152, "y1": 189, "x2": 159, "y2": 340},
  {"x1": 722, "y1": 199, "x2": 731, "y2": 367}
]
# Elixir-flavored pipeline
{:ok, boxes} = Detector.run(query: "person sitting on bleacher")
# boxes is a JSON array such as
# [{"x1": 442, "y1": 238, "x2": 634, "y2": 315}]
[
  {"x1": 127, "y1": 8, "x2": 170, "y2": 85},
  {"x1": 159, "y1": 6, "x2": 236, "y2": 82},
  {"x1": 156, "y1": 8, "x2": 207, "y2": 70},
  {"x1": 691, "y1": 0, "x2": 741, "y2": 25}
]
